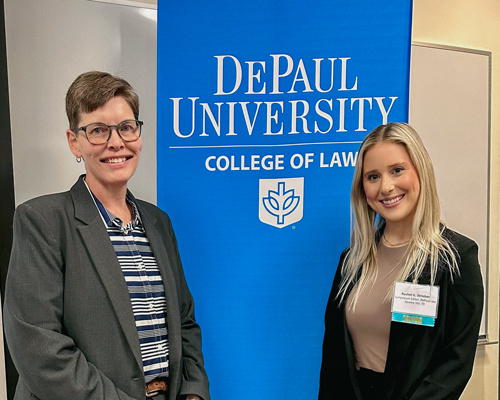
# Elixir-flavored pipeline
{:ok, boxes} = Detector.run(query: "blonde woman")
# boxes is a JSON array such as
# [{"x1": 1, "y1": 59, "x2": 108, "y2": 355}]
[{"x1": 318, "y1": 123, "x2": 483, "y2": 400}]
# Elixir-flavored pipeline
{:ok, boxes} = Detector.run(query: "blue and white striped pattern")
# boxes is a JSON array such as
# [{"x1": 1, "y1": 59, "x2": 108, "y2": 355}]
[{"x1": 89, "y1": 189, "x2": 169, "y2": 383}]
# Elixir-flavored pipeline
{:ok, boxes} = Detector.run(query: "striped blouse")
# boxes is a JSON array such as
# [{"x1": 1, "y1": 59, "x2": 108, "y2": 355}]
[{"x1": 87, "y1": 184, "x2": 169, "y2": 383}]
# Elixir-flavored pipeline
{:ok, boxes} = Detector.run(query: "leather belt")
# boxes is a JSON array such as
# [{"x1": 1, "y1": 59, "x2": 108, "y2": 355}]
[{"x1": 146, "y1": 378, "x2": 168, "y2": 398}]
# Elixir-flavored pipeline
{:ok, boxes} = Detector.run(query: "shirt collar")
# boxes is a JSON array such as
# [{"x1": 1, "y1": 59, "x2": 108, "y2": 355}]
[{"x1": 83, "y1": 177, "x2": 142, "y2": 230}]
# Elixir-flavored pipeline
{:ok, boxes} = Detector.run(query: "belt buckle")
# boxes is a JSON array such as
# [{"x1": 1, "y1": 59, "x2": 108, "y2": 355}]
[{"x1": 146, "y1": 379, "x2": 168, "y2": 398}]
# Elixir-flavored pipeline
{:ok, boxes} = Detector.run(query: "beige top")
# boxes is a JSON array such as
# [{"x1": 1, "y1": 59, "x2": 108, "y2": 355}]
[{"x1": 345, "y1": 239, "x2": 408, "y2": 372}]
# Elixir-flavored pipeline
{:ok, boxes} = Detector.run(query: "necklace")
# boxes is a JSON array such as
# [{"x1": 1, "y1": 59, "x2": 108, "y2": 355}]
[{"x1": 382, "y1": 233, "x2": 410, "y2": 247}]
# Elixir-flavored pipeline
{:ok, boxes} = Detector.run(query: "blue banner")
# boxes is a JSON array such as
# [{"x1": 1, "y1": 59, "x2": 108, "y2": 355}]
[{"x1": 158, "y1": 1, "x2": 412, "y2": 398}]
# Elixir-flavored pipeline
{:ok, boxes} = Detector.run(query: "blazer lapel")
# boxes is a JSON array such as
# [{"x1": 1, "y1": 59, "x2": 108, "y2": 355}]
[
  {"x1": 70, "y1": 177, "x2": 143, "y2": 371},
  {"x1": 384, "y1": 266, "x2": 444, "y2": 399},
  {"x1": 384, "y1": 320, "x2": 416, "y2": 398}
]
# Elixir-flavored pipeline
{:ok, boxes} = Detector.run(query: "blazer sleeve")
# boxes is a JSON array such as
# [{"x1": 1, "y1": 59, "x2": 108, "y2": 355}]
[
  {"x1": 3, "y1": 203, "x2": 140, "y2": 400},
  {"x1": 408, "y1": 235, "x2": 484, "y2": 400},
  {"x1": 160, "y1": 213, "x2": 210, "y2": 400}
]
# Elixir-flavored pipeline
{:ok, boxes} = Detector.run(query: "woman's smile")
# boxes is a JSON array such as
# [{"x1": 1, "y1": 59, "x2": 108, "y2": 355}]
[{"x1": 380, "y1": 194, "x2": 405, "y2": 207}]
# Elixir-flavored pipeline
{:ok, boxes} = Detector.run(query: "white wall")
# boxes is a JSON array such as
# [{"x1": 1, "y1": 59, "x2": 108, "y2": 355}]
[{"x1": 5, "y1": 0, "x2": 157, "y2": 206}]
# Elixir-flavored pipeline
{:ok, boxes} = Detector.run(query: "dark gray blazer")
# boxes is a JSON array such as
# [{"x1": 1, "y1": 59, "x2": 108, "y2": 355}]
[
  {"x1": 3, "y1": 176, "x2": 210, "y2": 400},
  {"x1": 319, "y1": 228, "x2": 484, "y2": 400}
]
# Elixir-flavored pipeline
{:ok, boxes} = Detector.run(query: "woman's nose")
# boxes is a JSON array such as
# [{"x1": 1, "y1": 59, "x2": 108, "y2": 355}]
[
  {"x1": 381, "y1": 176, "x2": 395, "y2": 193},
  {"x1": 106, "y1": 128, "x2": 125, "y2": 149}
]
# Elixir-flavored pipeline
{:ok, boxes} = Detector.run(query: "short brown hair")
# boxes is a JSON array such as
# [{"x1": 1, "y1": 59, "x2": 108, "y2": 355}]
[{"x1": 65, "y1": 71, "x2": 139, "y2": 131}]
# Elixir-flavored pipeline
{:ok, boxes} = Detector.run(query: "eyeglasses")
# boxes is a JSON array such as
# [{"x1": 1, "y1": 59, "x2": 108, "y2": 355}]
[{"x1": 76, "y1": 119, "x2": 143, "y2": 145}]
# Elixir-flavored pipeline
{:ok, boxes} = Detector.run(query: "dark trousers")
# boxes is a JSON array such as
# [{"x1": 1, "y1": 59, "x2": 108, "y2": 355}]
[{"x1": 356, "y1": 367, "x2": 386, "y2": 400}]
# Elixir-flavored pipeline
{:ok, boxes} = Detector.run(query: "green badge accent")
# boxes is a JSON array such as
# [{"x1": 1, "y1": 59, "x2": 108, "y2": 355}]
[{"x1": 392, "y1": 312, "x2": 435, "y2": 327}]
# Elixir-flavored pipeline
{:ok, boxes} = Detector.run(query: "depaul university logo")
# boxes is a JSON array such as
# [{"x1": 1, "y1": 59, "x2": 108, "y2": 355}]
[{"x1": 259, "y1": 178, "x2": 304, "y2": 228}]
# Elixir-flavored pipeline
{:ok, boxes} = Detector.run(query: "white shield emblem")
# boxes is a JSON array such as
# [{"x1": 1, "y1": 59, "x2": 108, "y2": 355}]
[{"x1": 259, "y1": 177, "x2": 304, "y2": 228}]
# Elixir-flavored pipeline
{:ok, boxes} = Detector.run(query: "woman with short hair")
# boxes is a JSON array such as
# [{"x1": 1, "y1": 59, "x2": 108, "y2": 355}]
[{"x1": 4, "y1": 71, "x2": 209, "y2": 400}]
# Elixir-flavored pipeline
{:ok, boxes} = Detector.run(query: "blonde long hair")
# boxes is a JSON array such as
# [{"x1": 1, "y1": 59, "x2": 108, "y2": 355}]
[{"x1": 338, "y1": 123, "x2": 458, "y2": 308}]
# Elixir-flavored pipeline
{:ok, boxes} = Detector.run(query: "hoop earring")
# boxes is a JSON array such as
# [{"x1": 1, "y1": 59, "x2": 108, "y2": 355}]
[{"x1": 76, "y1": 157, "x2": 82, "y2": 163}]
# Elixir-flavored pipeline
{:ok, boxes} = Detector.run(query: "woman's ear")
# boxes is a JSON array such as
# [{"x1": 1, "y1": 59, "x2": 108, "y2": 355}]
[{"x1": 66, "y1": 129, "x2": 81, "y2": 158}]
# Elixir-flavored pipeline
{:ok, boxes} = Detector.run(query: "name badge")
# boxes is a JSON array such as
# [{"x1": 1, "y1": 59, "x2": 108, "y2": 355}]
[{"x1": 391, "y1": 282, "x2": 439, "y2": 327}]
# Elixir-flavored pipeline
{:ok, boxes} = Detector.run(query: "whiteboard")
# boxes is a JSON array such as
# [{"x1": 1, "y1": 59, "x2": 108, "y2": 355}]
[{"x1": 409, "y1": 43, "x2": 490, "y2": 338}]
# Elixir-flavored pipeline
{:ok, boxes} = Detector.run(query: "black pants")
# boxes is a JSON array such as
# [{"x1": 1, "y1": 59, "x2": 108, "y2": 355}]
[{"x1": 356, "y1": 367, "x2": 386, "y2": 400}]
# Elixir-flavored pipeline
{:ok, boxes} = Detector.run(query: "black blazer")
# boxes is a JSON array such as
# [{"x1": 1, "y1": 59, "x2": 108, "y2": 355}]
[
  {"x1": 4, "y1": 177, "x2": 210, "y2": 400},
  {"x1": 318, "y1": 228, "x2": 484, "y2": 400}
]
